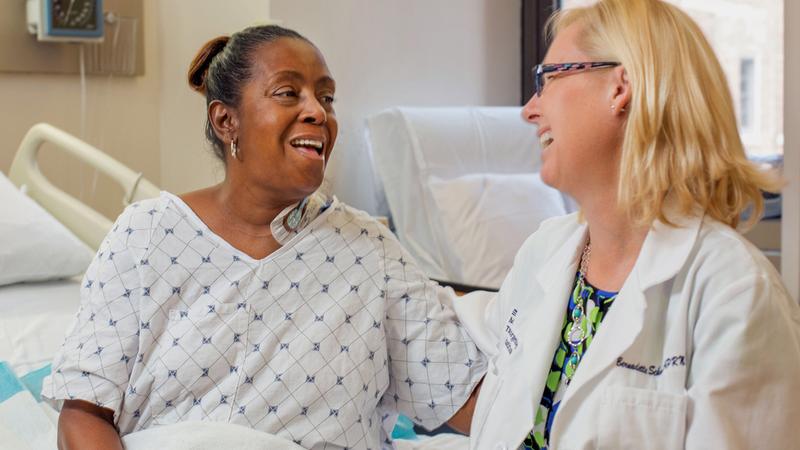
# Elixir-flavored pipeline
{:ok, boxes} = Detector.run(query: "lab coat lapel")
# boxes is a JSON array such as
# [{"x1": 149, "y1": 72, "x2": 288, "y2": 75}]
[
  {"x1": 560, "y1": 268, "x2": 648, "y2": 397},
  {"x1": 527, "y1": 220, "x2": 588, "y2": 372},
  {"x1": 547, "y1": 272, "x2": 648, "y2": 450},
  {"x1": 505, "y1": 225, "x2": 588, "y2": 426},
  {"x1": 551, "y1": 211, "x2": 703, "y2": 444},
  {"x1": 472, "y1": 222, "x2": 589, "y2": 450}
]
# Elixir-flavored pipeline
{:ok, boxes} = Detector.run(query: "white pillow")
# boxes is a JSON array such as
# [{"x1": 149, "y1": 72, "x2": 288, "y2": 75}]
[
  {"x1": 0, "y1": 172, "x2": 93, "y2": 286},
  {"x1": 366, "y1": 107, "x2": 540, "y2": 282},
  {"x1": 428, "y1": 172, "x2": 567, "y2": 289}
]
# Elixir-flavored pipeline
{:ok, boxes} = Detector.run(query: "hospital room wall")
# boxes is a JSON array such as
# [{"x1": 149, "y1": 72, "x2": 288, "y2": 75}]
[
  {"x1": 270, "y1": 0, "x2": 521, "y2": 215},
  {"x1": 0, "y1": 0, "x2": 162, "y2": 220},
  {"x1": 155, "y1": 0, "x2": 272, "y2": 195},
  {"x1": 0, "y1": 1, "x2": 271, "y2": 220},
  {"x1": 1, "y1": 1, "x2": 516, "y2": 219}
]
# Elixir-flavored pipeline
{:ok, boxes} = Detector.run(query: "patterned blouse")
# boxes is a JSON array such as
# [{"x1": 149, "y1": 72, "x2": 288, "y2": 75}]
[
  {"x1": 42, "y1": 192, "x2": 486, "y2": 450},
  {"x1": 523, "y1": 273, "x2": 618, "y2": 450}
]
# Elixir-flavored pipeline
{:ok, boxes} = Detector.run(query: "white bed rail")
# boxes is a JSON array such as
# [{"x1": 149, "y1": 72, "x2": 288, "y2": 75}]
[{"x1": 8, "y1": 123, "x2": 160, "y2": 249}]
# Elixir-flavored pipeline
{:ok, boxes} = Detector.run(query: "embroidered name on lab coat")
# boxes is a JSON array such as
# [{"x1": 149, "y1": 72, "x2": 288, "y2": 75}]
[
  {"x1": 616, "y1": 355, "x2": 685, "y2": 376},
  {"x1": 504, "y1": 308, "x2": 519, "y2": 354}
]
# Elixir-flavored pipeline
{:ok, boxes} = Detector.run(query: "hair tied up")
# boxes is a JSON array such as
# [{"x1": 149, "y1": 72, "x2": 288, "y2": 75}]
[{"x1": 187, "y1": 36, "x2": 230, "y2": 95}]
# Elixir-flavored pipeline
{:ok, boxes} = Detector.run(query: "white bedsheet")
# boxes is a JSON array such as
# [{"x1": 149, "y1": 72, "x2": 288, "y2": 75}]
[
  {"x1": 119, "y1": 421, "x2": 467, "y2": 450},
  {"x1": 121, "y1": 421, "x2": 306, "y2": 450},
  {"x1": 0, "y1": 278, "x2": 81, "y2": 374}
]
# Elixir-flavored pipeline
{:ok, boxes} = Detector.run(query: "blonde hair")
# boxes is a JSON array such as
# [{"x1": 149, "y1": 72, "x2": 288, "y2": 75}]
[{"x1": 548, "y1": 0, "x2": 781, "y2": 229}]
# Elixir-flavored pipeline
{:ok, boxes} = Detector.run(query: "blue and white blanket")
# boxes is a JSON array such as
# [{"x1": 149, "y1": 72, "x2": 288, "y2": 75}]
[
  {"x1": 0, "y1": 362, "x2": 467, "y2": 450},
  {"x1": 0, "y1": 362, "x2": 57, "y2": 450}
]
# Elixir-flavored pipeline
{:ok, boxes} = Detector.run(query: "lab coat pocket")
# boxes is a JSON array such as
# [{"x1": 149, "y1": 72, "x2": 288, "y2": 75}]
[
  {"x1": 150, "y1": 302, "x2": 250, "y2": 423},
  {"x1": 597, "y1": 386, "x2": 687, "y2": 450}
]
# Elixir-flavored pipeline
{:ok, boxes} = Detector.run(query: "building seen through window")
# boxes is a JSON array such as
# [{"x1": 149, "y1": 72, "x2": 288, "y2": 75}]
[
  {"x1": 559, "y1": 0, "x2": 784, "y2": 157},
  {"x1": 740, "y1": 57, "x2": 755, "y2": 132}
]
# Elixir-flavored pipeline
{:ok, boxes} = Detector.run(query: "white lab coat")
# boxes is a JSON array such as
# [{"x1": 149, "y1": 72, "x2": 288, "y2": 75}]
[{"x1": 455, "y1": 211, "x2": 800, "y2": 450}]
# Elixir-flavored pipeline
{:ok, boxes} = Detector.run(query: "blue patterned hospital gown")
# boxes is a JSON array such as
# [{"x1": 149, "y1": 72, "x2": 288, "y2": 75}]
[{"x1": 42, "y1": 192, "x2": 486, "y2": 449}]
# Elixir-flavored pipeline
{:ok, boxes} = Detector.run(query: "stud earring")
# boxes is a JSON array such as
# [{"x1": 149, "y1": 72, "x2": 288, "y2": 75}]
[
  {"x1": 611, "y1": 104, "x2": 616, "y2": 111},
  {"x1": 230, "y1": 139, "x2": 239, "y2": 160}
]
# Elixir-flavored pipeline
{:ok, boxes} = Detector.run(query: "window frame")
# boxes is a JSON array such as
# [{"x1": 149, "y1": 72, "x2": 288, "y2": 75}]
[{"x1": 521, "y1": 0, "x2": 559, "y2": 104}]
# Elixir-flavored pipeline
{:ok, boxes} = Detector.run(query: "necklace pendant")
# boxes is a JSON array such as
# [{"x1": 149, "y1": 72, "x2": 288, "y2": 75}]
[
  {"x1": 569, "y1": 353, "x2": 580, "y2": 368},
  {"x1": 568, "y1": 323, "x2": 585, "y2": 346}
]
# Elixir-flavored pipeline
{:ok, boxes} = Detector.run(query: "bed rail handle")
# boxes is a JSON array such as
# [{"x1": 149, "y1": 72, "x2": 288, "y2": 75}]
[{"x1": 8, "y1": 123, "x2": 160, "y2": 249}]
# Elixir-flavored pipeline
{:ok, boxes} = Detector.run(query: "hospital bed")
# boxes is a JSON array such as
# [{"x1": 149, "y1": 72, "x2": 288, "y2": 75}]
[
  {"x1": 366, "y1": 107, "x2": 574, "y2": 291},
  {"x1": 1, "y1": 123, "x2": 160, "y2": 375},
  {"x1": 9, "y1": 123, "x2": 161, "y2": 249},
  {"x1": 0, "y1": 123, "x2": 161, "y2": 449}
]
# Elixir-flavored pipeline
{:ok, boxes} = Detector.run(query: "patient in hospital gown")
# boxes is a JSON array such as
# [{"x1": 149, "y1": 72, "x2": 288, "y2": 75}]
[{"x1": 42, "y1": 24, "x2": 485, "y2": 450}]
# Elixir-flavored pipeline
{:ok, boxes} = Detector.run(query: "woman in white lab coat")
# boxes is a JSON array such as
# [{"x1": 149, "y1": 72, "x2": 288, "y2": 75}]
[{"x1": 454, "y1": 0, "x2": 800, "y2": 449}]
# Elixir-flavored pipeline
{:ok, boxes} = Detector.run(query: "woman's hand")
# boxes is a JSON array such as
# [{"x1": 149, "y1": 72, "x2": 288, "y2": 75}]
[{"x1": 58, "y1": 400, "x2": 123, "y2": 450}]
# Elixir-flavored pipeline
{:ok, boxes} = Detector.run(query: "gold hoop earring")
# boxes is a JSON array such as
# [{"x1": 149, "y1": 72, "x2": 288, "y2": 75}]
[{"x1": 230, "y1": 139, "x2": 239, "y2": 160}]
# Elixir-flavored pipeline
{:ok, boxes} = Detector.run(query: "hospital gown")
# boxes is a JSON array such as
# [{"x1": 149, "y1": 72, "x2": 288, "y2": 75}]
[{"x1": 42, "y1": 192, "x2": 486, "y2": 450}]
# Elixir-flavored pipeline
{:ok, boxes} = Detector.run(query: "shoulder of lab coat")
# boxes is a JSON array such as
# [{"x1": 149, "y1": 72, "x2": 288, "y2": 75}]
[
  {"x1": 453, "y1": 213, "x2": 583, "y2": 358},
  {"x1": 683, "y1": 217, "x2": 800, "y2": 449}
]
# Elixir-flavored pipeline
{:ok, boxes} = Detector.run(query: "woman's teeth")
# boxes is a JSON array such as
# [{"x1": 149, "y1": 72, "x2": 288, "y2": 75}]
[
  {"x1": 290, "y1": 139, "x2": 324, "y2": 155},
  {"x1": 540, "y1": 131, "x2": 554, "y2": 149}
]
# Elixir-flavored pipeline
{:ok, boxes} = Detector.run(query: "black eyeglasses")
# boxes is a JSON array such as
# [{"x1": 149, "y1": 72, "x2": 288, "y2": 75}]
[{"x1": 532, "y1": 62, "x2": 621, "y2": 97}]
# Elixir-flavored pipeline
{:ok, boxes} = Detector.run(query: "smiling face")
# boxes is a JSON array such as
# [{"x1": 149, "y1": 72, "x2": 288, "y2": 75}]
[
  {"x1": 221, "y1": 37, "x2": 338, "y2": 202},
  {"x1": 521, "y1": 22, "x2": 628, "y2": 203}
]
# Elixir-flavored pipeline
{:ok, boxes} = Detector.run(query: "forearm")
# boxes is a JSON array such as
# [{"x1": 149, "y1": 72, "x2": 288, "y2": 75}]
[
  {"x1": 446, "y1": 378, "x2": 482, "y2": 435},
  {"x1": 58, "y1": 400, "x2": 123, "y2": 450}
]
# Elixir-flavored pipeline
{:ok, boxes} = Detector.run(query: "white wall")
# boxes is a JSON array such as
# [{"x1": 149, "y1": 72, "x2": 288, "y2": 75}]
[
  {"x1": 156, "y1": 0, "x2": 271, "y2": 194},
  {"x1": 0, "y1": 0, "x2": 272, "y2": 218},
  {"x1": 270, "y1": 0, "x2": 521, "y2": 214},
  {"x1": 2, "y1": 0, "x2": 516, "y2": 217},
  {"x1": 783, "y1": 0, "x2": 799, "y2": 300},
  {"x1": 0, "y1": 0, "x2": 162, "y2": 220}
]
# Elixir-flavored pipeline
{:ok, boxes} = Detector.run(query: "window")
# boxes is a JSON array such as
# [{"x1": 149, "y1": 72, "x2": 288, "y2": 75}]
[
  {"x1": 521, "y1": 1, "x2": 559, "y2": 104},
  {"x1": 557, "y1": 0, "x2": 783, "y2": 157},
  {"x1": 740, "y1": 58, "x2": 755, "y2": 131}
]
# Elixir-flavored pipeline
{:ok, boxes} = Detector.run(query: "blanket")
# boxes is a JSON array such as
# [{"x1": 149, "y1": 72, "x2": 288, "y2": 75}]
[
  {"x1": 0, "y1": 361, "x2": 57, "y2": 450},
  {"x1": 0, "y1": 361, "x2": 467, "y2": 450},
  {"x1": 120, "y1": 421, "x2": 468, "y2": 450},
  {"x1": 121, "y1": 422, "x2": 306, "y2": 450}
]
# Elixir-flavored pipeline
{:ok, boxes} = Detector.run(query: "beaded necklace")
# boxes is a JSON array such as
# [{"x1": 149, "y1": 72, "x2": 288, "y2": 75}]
[{"x1": 566, "y1": 239, "x2": 591, "y2": 378}]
